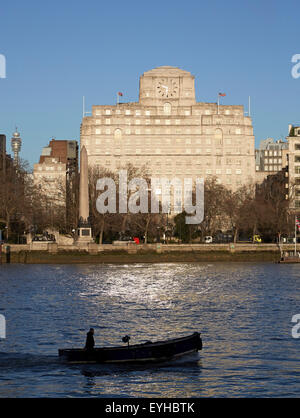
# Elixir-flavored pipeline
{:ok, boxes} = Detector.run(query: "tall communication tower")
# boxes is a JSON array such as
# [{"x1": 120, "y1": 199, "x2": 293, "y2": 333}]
[{"x1": 11, "y1": 127, "x2": 22, "y2": 165}]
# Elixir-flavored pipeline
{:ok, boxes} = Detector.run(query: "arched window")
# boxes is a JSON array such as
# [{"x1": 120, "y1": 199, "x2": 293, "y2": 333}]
[
  {"x1": 215, "y1": 128, "x2": 223, "y2": 145},
  {"x1": 114, "y1": 128, "x2": 122, "y2": 140},
  {"x1": 164, "y1": 102, "x2": 171, "y2": 115}
]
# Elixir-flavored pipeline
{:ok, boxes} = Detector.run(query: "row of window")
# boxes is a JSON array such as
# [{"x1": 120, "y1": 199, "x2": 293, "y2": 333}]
[
  {"x1": 102, "y1": 162, "x2": 243, "y2": 175},
  {"x1": 89, "y1": 128, "x2": 245, "y2": 137},
  {"x1": 100, "y1": 158, "x2": 248, "y2": 169},
  {"x1": 94, "y1": 167, "x2": 246, "y2": 185},
  {"x1": 84, "y1": 137, "x2": 246, "y2": 146},
  {"x1": 93, "y1": 108, "x2": 241, "y2": 117},
  {"x1": 264, "y1": 150, "x2": 284, "y2": 156},
  {"x1": 263, "y1": 165, "x2": 282, "y2": 172},
  {"x1": 36, "y1": 165, "x2": 65, "y2": 171},
  {"x1": 93, "y1": 121, "x2": 245, "y2": 133},
  {"x1": 101, "y1": 118, "x2": 194, "y2": 125},
  {"x1": 34, "y1": 173, "x2": 64, "y2": 178},
  {"x1": 96, "y1": 117, "x2": 245, "y2": 125},
  {"x1": 90, "y1": 148, "x2": 251, "y2": 156},
  {"x1": 96, "y1": 107, "x2": 189, "y2": 116},
  {"x1": 264, "y1": 158, "x2": 282, "y2": 164}
]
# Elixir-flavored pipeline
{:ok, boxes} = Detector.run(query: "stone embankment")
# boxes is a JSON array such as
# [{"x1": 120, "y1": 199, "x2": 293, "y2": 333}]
[{"x1": 0, "y1": 242, "x2": 293, "y2": 264}]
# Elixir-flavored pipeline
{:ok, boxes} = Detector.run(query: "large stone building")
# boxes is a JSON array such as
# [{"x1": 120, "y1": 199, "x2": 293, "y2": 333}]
[
  {"x1": 81, "y1": 66, "x2": 255, "y2": 194},
  {"x1": 254, "y1": 126, "x2": 300, "y2": 212}
]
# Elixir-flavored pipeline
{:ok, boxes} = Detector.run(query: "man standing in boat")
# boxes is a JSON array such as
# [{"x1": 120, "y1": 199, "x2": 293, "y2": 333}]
[{"x1": 85, "y1": 328, "x2": 95, "y2": 350}]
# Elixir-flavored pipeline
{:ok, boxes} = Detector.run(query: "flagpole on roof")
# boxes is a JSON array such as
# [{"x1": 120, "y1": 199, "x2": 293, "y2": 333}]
[
  {"x1": 248, "y1": 96, "x2": 251, "y2": 117},
  {"x1": 217, "y1": 93, "x2": 226, "y2": 115},
  {"x1": 117, "y1": 92, "x2": 123, "y2": 105}
]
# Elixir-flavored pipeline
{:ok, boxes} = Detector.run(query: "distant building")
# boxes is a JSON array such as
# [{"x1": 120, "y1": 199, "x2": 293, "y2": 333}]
[
  {"x1": 33, "y1": 139, "x2": 79, "y2": 228},
  {"x1": 0, "y1": 134, "x2": 5, "y2": 154},
  {"x1": 0, "y1": 134, "x2": 13, "y2": 180},
  {"x1": 256, "y1": 166, "x2": 289, "y2": 201},
  {"x1": 0, "y1": 134, "x2": 6, "y2": 175},
  {"x1": 286, "y1": 125, "x2": 300, "y2": 209},
  {"x1": 255, "y1": 138, "x2": 288, "y2": 184}
]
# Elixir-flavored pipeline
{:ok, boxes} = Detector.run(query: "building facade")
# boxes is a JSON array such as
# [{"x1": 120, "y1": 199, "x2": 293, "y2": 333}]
[
  {"x1": 80, "y1": 66, "x2": 255, "y2": 197},
  {"x1": 255, "y1": 138, "x2": 288, "y2": 184},
  {"x1": 33, "y1": 139, "x2": 79, "y2": 227},
  {"x1": 0, "y1": 134, "x2": 13, "y2": 180},
  {"x1": 0, "y1": 134, "x2": 6, "y2": 176},
  {"x1": 286, "y1": 125, "x2": 300, "y2": 209}
]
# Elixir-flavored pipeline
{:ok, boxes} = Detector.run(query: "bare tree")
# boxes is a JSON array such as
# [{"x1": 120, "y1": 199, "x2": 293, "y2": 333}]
[
  {"x1": 88, "y1": 165, "x2": 121, "y2": 244},
  {"x1": 199, "y1": 177, "x2": 228, "y2": 240},
  {"x1": 223, "y1": 184, "x2": 256, "y2": 243},
  {"x1": 255, "y1": 170, "x2": 292, "y2": 242},
  {"x1": 0, "y1": 160, "x2": 29, "y2": 240}
]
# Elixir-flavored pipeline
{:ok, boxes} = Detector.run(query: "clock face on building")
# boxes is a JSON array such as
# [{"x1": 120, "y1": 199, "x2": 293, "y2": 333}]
[{"x1": 156, "y1": 78, "x2": 179, "y2": 98}]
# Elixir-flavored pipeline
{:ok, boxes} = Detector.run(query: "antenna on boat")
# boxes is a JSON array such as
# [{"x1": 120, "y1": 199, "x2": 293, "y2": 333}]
[{"x1": 122, "y1": 335, "x2": 131, "y2": 347}]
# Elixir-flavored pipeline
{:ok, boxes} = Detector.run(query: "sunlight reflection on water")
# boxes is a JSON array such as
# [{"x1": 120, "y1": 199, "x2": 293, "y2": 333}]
[{"x1": 0, "y1": 262, "x2": 300, "y2": 397}]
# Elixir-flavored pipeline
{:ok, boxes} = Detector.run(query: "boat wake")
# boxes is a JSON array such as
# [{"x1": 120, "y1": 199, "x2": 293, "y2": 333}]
[
  {"x1": 0, "y1": 352, "x2": 61, "y2": 372},
  {"x1": 167, "y1": 351, "x2": 201, "y2": 364}
]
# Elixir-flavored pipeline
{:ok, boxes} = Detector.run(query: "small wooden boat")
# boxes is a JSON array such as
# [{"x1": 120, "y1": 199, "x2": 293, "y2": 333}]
[
  {"x1": 278, "y1": 256, "x2": 300, "y2": 263},
  {"x1": 278, "y1": 251, "x2": 300, "y2": 263},
  {"x1": 58, "y1": 332, "x2": 202, "y2": 364}
]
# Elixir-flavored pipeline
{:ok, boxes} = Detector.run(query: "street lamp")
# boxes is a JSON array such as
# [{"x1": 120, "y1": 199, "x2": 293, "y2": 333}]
[{"x1": 287, "y1": 206, "x2": 299, "y2": 257}]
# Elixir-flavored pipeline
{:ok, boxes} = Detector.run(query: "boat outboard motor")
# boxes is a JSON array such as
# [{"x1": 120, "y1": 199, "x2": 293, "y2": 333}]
[
  {"x1": 122, "y1": 335, "x2": 131, "y2": 347},
  {"x1": 197, "y1": 333, "x2": 203, "y2": 350}
]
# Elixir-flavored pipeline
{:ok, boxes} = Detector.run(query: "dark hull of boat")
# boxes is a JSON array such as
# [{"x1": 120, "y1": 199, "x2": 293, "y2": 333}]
[{"x1": 58, "y1": 332, "x2": 202, "y2": 364}]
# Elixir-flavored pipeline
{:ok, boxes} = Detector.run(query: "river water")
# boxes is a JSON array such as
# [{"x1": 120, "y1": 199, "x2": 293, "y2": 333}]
[{"x1": 0, "y1": 262, "x2": 299, "y2": 397}]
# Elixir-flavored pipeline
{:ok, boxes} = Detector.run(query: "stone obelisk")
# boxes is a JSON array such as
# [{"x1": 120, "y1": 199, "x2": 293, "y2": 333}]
[
  {"x1": 77, "y1": 145, "x2": 93, "y2": 243},
  {"x1": 79, "y1": 145, "x2": 89, "y2": 222}
]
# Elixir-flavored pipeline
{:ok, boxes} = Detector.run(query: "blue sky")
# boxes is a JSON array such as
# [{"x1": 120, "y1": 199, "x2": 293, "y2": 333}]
[{"x1": 0, "y1": 0, "x2": 299, "y2": 167}]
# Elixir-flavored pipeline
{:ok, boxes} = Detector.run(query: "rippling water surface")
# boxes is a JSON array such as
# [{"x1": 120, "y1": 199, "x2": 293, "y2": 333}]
[{"x1": 0, "y1": 262, "x2": 299, "y2": 397}]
